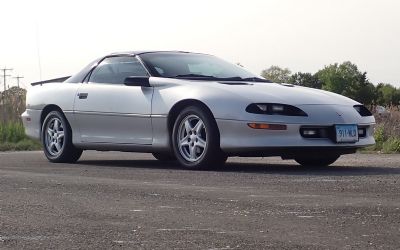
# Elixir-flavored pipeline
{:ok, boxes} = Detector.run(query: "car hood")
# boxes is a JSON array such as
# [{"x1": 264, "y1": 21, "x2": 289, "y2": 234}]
[{"x1": 202, "y1": 81, "x2": 358, "y2": 106}]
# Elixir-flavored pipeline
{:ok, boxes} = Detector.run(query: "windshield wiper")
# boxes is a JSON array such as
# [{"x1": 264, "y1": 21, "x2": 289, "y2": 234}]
[
  {"x1": 173, "y1": 74, "x2": 216, "y2": 79},
  {"x1": 172, "y1": 74, "x2": 243, "y2": 81},
  {"x1": 171, "y1": 74, "x2": 271, "y2": 82}
]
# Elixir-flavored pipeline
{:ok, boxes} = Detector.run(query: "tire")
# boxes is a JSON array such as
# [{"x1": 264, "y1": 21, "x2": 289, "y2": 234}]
[
  {"x1": 172, "y1": 105, "x2": 227, "y2": 169},
  {"x1": 294, "y1": 155, "x2": 340, "y2": 167},
  {"x1": 152, "y1": 152, "x2": 176, "y2": 162},
  {"x1": 41, "y1": 110, "x2": 83, "y2": 163}
]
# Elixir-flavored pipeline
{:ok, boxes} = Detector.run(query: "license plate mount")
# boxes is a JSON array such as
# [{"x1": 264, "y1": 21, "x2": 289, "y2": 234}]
[{"x1": 335, "y1": 124, "x2": 358, "y2": 143}]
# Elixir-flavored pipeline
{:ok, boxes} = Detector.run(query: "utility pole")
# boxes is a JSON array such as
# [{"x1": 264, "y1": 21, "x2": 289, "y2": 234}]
[
  {"x1": 0, "y1": 67, "x2": 12, "y2": 123},
  {"x1": 13, "y1": 75, "x2": 24, "y2": 88},
  {"x1": 1, "y1": 67, "x2": 12, "y2": 92}
]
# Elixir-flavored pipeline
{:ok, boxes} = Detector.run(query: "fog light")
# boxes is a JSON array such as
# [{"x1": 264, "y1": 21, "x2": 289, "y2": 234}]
[
  {"x1": 303, "y1": 129, "x2": 317, "y2": 136},
  {"x1": 358, "y1": 128, "x2": 366, "y2": 137}
]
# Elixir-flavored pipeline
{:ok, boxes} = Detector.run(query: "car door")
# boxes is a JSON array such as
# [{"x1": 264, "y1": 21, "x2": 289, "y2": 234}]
[{"x1": 73, "y1": 56, "x2": 153, "y2": 145}]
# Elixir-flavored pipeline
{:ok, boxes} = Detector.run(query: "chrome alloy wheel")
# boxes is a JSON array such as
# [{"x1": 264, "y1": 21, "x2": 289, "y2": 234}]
[
  {"x1": 177, "y1": 114, "x2": 207, "y2": 162},
  {"x1": 44, "y1": 117, "x2": 65, "y2": 156}
]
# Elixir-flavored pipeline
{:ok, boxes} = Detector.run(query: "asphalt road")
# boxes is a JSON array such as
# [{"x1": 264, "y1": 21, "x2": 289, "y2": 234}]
[{"x1": 0, "y1": 151, "x2": 399, "y2": 249}]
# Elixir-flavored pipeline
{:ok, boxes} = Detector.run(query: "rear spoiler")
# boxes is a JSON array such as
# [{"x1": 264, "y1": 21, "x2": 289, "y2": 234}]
[{"x1": 31, "y1": 76, "x2": 71, "y2": 86}]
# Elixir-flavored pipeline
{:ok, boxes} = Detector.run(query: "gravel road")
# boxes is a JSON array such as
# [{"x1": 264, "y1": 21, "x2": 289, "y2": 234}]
[{"x1": 0, "y1": 151, "x2": 399, "y2": 249}]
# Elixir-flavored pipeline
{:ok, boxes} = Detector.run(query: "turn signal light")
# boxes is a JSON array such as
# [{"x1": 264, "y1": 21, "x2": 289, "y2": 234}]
[{"x1": 247, "y1": 123, "x2": 287, "y2": 130}]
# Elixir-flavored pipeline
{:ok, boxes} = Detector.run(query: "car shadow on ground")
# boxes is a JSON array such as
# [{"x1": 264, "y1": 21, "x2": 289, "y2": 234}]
[
  {"x1": 77, "y1": 159, "x2": 400, "y2": 176},
  {"x1": 224, "y1": 162, "x2": 400, "y2": 176}
]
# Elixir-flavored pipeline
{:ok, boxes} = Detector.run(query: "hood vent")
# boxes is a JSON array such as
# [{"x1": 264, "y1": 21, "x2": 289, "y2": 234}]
[
  {"x1": 218, "y1": 81, "x2": 252, "y2": 85},
  {"x1": 279, "y1": 83, "x2": 295, "y2": 87}
]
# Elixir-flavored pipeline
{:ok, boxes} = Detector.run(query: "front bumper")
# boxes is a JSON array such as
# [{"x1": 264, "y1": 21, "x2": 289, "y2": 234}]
[{"x1": 216, "y1": 118, "x2": 375, "y2": 156}]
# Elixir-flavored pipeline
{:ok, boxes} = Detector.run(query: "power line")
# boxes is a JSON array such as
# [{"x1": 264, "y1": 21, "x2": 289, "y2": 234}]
[
  {"x1": 13, "y1": 75, "x2": 24, "y2": 88},
  {"x1": 0, "y1": 67, "x2": 12, "y2": 92},
  {"x1": 1, "y1": 67, "x2": 12, "y2": 123}
]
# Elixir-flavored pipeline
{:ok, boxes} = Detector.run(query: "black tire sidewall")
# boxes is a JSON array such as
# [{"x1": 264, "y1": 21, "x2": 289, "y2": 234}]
[
  {"x1": 172, "y1": 105, "x2": 222, "y2": 169},
  {"x1": 41, "y1": 111, "x2": 77, "y2": 162}
]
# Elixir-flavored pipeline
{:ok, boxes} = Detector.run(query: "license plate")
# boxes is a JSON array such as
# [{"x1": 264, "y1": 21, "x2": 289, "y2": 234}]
[{"x1": 335, "y1": 124, "x2": 358, "y2": 143}]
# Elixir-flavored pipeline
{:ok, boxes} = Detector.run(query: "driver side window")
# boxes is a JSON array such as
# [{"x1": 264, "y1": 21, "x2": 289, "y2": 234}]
[{"x1": 89, "y1": 56, "x2": 148, "y2": 84}]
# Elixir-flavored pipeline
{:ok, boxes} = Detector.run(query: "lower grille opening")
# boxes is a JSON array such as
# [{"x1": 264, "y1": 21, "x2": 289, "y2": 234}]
[{"x1": 300, "y1": 125, "x2": 367, "y2": 142}]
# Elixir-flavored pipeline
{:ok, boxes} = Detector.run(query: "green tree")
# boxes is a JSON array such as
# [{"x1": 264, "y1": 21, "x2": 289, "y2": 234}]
[
  {"x1": 396, "y1": 89, "x2": 400, "y2": 105},
  {"x1": 261, "y1": 66, "x2": 291, "y2": 83},
  {"x1": 288, "y1": 72, "x2": 322, "y2": 89},
  {"x1": 375, "y1": 83, "x2": 400, "y2": 106},
  {"x1": 354, "y1": 80, "x2": 376, "y2": 106},
  {"x1": 315, "y1": 61, "x2": 375, "y2": 105}
]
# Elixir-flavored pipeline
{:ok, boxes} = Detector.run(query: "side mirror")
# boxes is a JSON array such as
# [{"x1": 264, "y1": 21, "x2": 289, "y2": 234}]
[{"x1": 124, "y1": 76, "x2": 150, "y2": 87}]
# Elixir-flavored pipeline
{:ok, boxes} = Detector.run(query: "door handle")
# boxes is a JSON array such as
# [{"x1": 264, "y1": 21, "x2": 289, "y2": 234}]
[{"x1": 77, "y1": 93, "x2": 88, "y2": 99}]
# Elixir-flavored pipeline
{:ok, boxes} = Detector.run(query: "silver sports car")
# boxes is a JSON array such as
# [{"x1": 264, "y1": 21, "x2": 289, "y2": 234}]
[{"x1": 22, "y1": 51, "x2": 375, "y2": 169}]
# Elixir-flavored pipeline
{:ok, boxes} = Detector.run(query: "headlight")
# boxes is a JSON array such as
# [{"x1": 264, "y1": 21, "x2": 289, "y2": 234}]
[
  {"x1": 246, "y1": 103, "x2": 308, "y2": 116},
  {"x1": 353, "y1": 105, "x2": 372, "y2": 117}
]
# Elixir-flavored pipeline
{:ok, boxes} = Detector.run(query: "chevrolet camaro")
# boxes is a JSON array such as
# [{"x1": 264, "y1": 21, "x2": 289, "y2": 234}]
[{"x1": 22, "y1": 51, "x2": 375, "y2": 169}]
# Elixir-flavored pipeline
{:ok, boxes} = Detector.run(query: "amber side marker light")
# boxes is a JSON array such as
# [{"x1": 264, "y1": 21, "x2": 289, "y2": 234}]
[{"x1": 247, "y1": 123, "x2": 287, "y2": 130}]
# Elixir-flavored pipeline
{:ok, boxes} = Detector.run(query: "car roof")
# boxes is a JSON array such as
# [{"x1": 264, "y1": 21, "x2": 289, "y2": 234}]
[
  {"x1": 107, "y1": 50, "x2": 194, "y2": 56},
  {"x1": 64, "y1": 50, "x2": 209, "y2": 84}
]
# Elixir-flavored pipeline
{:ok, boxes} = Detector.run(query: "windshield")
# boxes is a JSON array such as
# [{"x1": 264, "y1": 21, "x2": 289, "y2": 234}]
[{"x1": 139, "y1": 52, "x2": 269, "y2": 82}]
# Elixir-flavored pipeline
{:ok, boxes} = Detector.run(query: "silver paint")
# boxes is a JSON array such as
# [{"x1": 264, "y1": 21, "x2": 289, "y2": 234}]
[{"x1": 22, "y1": 53, "x2": 376, "y2": 156}]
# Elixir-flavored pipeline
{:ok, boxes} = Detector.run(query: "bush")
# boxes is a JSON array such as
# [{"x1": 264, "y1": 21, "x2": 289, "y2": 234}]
[
  {"x1": 0, "y1": 122, "x2": 26, "y2": 143},
  {"x1": 0, "y1": 122, "x2": 41, "y2": 151},
  {"x1": 371, "y1": 106, "x2": 400, "y2": 153},
  {"x1": 373, "y1": 125, "x2": 386, "y2": 151}
]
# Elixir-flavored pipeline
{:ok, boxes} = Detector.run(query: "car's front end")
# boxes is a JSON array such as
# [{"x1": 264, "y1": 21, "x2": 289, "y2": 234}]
[
  {"x1": 216, "y1": 102, "x2": 375, "y2": 157},
  {"x1": 139, "y1": 51, "x2": 375, "y2": 167}
]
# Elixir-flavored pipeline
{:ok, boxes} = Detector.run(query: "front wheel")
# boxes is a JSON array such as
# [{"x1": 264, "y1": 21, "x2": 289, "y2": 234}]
[
  {"x1": 152, "y1": 152, "x2": 176, "y2": 162},
  {"x1": 294, "y1": 155, "x2": 340, "y2": 167},
  {"x1": 42, "y1": 111, "x2": 83, "y2": 163},
  {"x1": 172, "y1": 106, "x2": 227, "y2": 169}
]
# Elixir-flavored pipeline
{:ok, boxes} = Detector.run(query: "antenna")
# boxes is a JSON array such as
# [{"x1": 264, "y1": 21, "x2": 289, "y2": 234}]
[{"x1": 35, "y1": 22, "x2": 42, "y2": 80}]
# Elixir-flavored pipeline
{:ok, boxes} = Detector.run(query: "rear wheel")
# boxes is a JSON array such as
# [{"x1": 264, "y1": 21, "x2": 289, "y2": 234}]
[
  {"x1": 172, "y1": 105, "x2": 226, "y2": 169},
  {"x1": 42, "y1": 111, "x2": 83, "y2": 163},
  {"x1": 294, "y1": 155, "x2": 340, "y2": 167}
]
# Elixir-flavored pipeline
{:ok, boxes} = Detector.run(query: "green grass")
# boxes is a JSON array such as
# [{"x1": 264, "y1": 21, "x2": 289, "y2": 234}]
[
  {"x1": 0, "y1": 122, "x2": 41, "y2": 151},
  {"x1": 361, "y1": 124, "x2": 400, "y2": 153},
  {"x1": 381, "y1": 137, "x2": 400, "y2": 153},
  {"x1": 0, "y1": 122, "x2": 26, "y2": 143}
]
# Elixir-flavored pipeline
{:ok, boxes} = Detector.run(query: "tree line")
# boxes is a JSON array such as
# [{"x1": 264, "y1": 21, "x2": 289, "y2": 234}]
[
  {"x1": 260, "y1": 61, "x2": 400, "y2": 107},
  {"x1": 0, "y1": 87, "x2": 26, "y2": 123}
]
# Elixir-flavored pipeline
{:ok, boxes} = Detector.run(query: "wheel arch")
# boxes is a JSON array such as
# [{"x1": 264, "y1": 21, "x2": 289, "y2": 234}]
[
  {"x1": 167, "y1": 99, "x2": 221, "y2": 143},
  {"x1": 40, "y1": 104, "x2": 64, "y2": 126},
  {"x1": 40, "y1": 104, "x2": 83, "y2": 163},
  {"x1": 40, "y1": 105, "x2": 74, "y2": 141}
]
